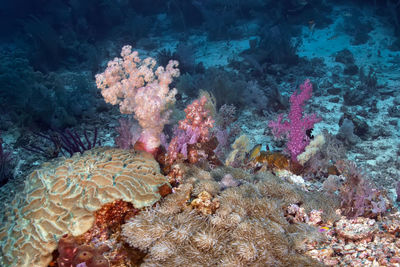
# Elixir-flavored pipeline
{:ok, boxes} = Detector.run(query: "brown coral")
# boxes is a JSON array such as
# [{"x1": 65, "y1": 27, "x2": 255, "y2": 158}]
[
  {"x1": 190, "y1": 191, "x2": 220, "y2": 215},
  {"x1": 80, "y1": 200, "x2": 140, "y2": 243}
]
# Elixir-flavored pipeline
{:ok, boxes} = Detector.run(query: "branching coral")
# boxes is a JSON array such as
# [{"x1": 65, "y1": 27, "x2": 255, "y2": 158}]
[{"x1": 269, "y1": 79, "x2": 321, "y2": 161}]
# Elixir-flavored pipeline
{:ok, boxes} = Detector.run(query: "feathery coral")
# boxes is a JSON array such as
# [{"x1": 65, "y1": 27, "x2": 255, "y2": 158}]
[{"x1": 121, "y1": 166, "x2": 338, "y2": 266}]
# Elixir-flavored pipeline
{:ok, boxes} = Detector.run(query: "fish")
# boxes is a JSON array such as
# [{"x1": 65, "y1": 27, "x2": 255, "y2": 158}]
[
  {"x1": 319, "y1": 226, "x2": 330, "y2": 232},
  {"x1": 247, "y1": 144, "x2": 262, "y2": 161},
  {"x1": 308, "y1": 20, "x2": 316, "y2": 35},
  {"x1": 328, "y1": 34, "x2": 340, "y2": 40}
]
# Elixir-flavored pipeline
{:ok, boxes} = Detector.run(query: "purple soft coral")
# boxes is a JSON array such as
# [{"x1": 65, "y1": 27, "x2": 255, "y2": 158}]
[{"x1": 269, "y1": 79, "x2": 321, "y2": 161}]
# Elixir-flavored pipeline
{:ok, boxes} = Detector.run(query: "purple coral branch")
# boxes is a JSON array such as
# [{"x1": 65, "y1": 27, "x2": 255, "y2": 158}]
[{"x1": 269, "y1": 79, "x2": 321, "y2": 161}]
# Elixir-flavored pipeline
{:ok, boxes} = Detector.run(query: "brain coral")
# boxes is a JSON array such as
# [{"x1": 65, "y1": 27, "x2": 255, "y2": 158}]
[{"x1": 0, "y1": 147, "x2": 169, "y2": 267}]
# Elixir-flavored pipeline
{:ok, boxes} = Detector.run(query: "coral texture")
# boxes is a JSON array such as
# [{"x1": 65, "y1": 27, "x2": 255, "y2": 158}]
[
  {"x1": 0, "y1": 147, "x2": 169, "y2": 267},
  {"x1": 225, "y1": 134, "x2": 250, "y2": 167},
  {"x1": 122, "y1": 166, "x2": 338, "y2": 266},
  {"x1": 95, "y1": 45, "x2": 180, "y2": 154},
  {"x1": 306, "y1": 214, "x2": 400, "y2": 266},
  {"x1": 57, "y1": 234, "x2": 110, "y2": 267},
  {"x1": 335, "y1": 160, "x2": 387, "y2": 219}
]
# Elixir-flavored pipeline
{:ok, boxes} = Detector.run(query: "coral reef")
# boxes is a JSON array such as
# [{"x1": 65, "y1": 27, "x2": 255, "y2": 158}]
[
  {"x1": 121, "y1": 166, "x2": 338, "y2": 266},
  {"x1": 0, "y1": 147, "x2": 170, "y2": 267},
  {"x1": 225, "y1": 135, "x2": 250, "y2": 167},
  {"x1": 166, "y1": 96, "x2": 217, "y2": 166},
  {"x1": 335, "y1": 160, "x2": 388, "y2": 219}
]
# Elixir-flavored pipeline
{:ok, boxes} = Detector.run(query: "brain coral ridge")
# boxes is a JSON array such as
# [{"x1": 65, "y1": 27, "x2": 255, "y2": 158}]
[{"x1": 0, "y1": 147, "x2": 170, "y2": 267}]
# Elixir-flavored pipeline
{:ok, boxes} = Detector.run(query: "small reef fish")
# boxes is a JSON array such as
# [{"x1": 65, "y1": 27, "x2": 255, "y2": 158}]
[
  {"x1": 308, "y1": 20, "x2": 315, "y2": 35},
  {"x1": 328, "y1": 34, "x2": 340, "y2": 40},
  {"x1": 319, "y1": 226, "x2": 330, "y2": 232},
  {"x1": 247, "y1": 144, "x2": 262, "y2": 161}
]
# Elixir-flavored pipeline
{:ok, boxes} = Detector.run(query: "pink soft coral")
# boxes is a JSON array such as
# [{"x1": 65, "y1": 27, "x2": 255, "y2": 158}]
[
  {"x1": 179, "y1": 96, "x2": 214, "y2": 143},
  {"x1": 269, "y1": 79, "x2": 321, "y2": 161},
  {"x1": 167, "y1": 96, "x2": 214, "y2": 164},
  {"x1": 95, "y1": 45, "x2": 179, "y2": 154}
]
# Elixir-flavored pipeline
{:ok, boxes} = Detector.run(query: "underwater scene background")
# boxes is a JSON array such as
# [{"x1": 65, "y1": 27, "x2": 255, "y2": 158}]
[{"x1": 0, "y1": 0, "x2": 400, "y2": 266}]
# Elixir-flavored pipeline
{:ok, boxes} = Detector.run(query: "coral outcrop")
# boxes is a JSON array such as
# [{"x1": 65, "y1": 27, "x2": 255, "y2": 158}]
[
  {"x1": 122, "y1": 166, "x2": 338, "y2": 266},
  {"x1": 0, "y1": 147, "x2": 170, "y2": 267}
]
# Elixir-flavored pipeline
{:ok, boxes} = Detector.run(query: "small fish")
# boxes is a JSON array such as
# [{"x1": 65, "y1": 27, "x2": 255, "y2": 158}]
[
  {"x1": 308, "y1": 20, "x2": 315, "y2": 34},
  {"x1": 248, "y1": 144, "x2": 262, "y2": 161},
  {"x1": 328, "y1": 34, "x2": 340, "y2": 40},
  {"x1": 247, "y1": 144, "x2": 262, "y2": 161},
  {"x1": 319, "y1": 226, "x2": 330, "y2": 232}
]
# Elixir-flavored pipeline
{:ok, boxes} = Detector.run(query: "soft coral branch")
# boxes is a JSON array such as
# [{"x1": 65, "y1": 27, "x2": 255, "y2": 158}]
[
  {"x1": 269, "y1": 79, "x2": 321, "y2": 161},
  {"x1": 167, "y1": 96, "x2": 215, "y2": 164}
]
